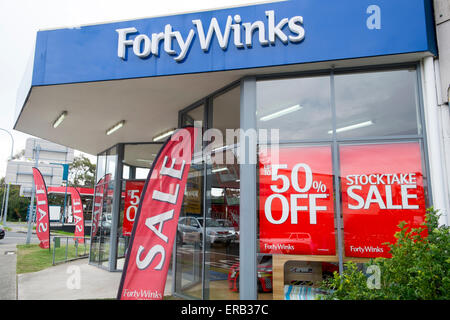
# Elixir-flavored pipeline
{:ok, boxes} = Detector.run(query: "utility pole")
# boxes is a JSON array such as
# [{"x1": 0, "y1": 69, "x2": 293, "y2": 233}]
[
  {"x1": 0, "y1": 128, "x2": 14, "y2": 226},
  {"x1": 1, "y1": 182, "x2": 6, "y2": 222}
]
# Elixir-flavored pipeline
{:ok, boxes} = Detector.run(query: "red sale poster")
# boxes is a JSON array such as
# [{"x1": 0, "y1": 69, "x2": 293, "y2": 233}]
[
  {"x1": 340, "y1": 142, "x2": 427, "y2": 258},
  {"x1": 259, "y1": 145, "x2": 335, "y2": 255},
  {"x1": 123, "y1": 180, "x2": 146, "y2": 236}
]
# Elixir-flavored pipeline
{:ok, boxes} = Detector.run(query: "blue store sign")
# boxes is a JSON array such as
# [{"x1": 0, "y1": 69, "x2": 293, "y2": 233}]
[{"x1": 32, "y1": 0, "x2": 436, "y2": 86}]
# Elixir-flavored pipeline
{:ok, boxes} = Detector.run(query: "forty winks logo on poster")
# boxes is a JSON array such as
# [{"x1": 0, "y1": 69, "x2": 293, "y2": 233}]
[
  {"x1": 259, "y1": 143, "x2": 427, "y2": 259},
  {"x1": 340, "y1": 143, "x2": 427, "y2": 258},
  {"x1": 116, "y1": 10, "x2": 305, "y2": 62},
  {"x1": 259, "y1": 146, "x2": 336, "y2": 256}
]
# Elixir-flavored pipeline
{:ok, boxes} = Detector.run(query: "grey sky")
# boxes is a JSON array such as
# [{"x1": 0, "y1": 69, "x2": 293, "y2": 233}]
[{"x1": 0, "y1": 0, "x2": 270, "y2": 177}]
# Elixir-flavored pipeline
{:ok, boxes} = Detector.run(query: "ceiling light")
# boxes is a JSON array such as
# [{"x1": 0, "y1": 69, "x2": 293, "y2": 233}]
[
  {"x1": 212, "y1": 167, "x2": 228, "y2": 173},
  {"x1": 136, "y1": 159, "x2": 153, "y2": 163},
  {"x1": 328, "y1": 120, "x2": 374, "y2": 134},
  {"x1": 106, "y1": 120, "x2": 125, "y2": 135},
  {"x1": 259, "y1": 104, "x2": 302, "y2": 122},
  {"x1": 53, "y1": 111, "x2": 68, "y2": 128},
  {"x1": 212, "y1": 144, "x2": 238, "y2": 153},
  {"x1": 153, "y1": 128, "x2": 176, "y2": 142}
]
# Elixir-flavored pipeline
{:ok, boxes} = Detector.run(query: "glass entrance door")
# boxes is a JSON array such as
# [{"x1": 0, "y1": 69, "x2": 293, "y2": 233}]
[
  {"x1": 175, "y1": 104, "x2": 205, "y2": 299},
  {"x1": 89, "y1": 147, "x2": 117, "y2": 269}
]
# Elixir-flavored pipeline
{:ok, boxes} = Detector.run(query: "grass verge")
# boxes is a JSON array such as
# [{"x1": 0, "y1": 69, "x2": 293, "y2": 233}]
[
  {"x1": 16, "y1": 243, "x2": 88, "y2": 274},
  {"x1": 0, "y1": 223, "x2": 12, "y2": 231}
]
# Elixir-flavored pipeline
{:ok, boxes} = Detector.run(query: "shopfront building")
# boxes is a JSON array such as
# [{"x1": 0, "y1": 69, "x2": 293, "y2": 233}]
[{"x1": 14, "y1": 0, "x2": 449, "y2": 300}]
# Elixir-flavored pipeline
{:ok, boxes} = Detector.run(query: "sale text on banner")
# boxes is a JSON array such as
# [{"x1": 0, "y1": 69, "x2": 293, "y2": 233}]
[
  {"x1": 123, "y1": 180, "x2": 145, "y2": 236},
  {"x1": 32, "y1": 167, "x2": 51, "y2": 249},
  {"x1": 71, "y1": 188, "x2": 85, "y2": 244},
  {"x1": 259, "y1": 146, "x2": 335, "y2": 255},
  {"x1": 340, "y1": 142, "x2": 426, "y2": 258},
  {"x1": 118, "y1": 127, "x2": 197, "y2": 300},
  {"x1": 91, "y1": 173, "x2": 111, "y2": 238}
]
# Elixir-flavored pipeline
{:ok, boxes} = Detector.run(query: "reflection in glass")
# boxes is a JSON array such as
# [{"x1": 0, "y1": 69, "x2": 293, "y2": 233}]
[
  {"x1": 89, "y1": 145, "x2": 118, "y2": 269},
  {"x1": 175, "y1": 105, "x2": 205, "y2": 299},
  {"x1": 89, "y1": 172, "x2": 111, "y2": 266},
  {"x1": 99, "y1": 181, "x2": 114, "y2": 269},
  {"x1": 135, "y1": 168, "x2": 150, "y2": 179},
  {"x1": 183, "y1": 105, "x2": 204, "y2": 128},
  {"x1": 122, "y1": 165, "x2": 130, "y2": 180},
  {"x1": 257, "y1": 76, "x2": 332, "y2": 141},
  {"x1": 123, "y1": 144, "x2": 162, "y2": 169},
  {"x1": 116, "y1": 143, "x2": 163, "y2": 271},
  {"x1": 213, "y1": 87, "x2": 241, "y2": 147},
  {"x1": 96, "y1": 154, "x2": 106, "y2": 183},
  {"x1": 106, "y1": 147, "x2": 117, "y2": 180},
  {"x1": 175, "y1": 163, "x2": 204, "y2": 299},
  {"x1": 253, "y1": 67, "x2": 426, "y2": 301},
  {"x1": 334, "y1": 69, "x2": 419, "y2": 138},
  {"x1": 201, "y1": 87, "x2": 241, "y2": 300}
]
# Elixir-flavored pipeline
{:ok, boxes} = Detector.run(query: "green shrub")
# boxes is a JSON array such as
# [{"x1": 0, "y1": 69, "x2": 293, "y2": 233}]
[{"x1": 320, "y1": 208, "x2": 450, "y2": 300}]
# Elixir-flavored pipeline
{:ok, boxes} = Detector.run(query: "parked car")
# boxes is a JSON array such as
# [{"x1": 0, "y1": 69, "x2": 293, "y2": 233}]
[
  {"x1": 228, "y1": 255, "x2": 273, "y2": 293},
  {"x1": 101, "y1": 213, "x2": 112, "y2": 235},
  {"x1": 177, "y1": 217, "x2": 237, "y2": 246},
  {"x1": 0, "y1": 225, "x2": 5, "y2": 240}
]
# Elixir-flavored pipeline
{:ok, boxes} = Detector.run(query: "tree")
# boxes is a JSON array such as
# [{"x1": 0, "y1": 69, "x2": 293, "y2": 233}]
[
  {"x1": 319, "y1": 208, "x2": 450, "y2": 300},
  {"x1": 0, "y1": 179, "x2": 30, "y2": 222},
  {"x1": 68, "y1": 155, "x2": 96, "y2": 187}
]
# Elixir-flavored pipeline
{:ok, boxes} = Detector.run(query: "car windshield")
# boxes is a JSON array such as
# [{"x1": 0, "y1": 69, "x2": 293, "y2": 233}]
[
  {"x1": 217, "y1": 220, "x2": 233, "y2": 227},
  {"x1": 196, "y1": 218, "x2": 224, "y2": 228}
]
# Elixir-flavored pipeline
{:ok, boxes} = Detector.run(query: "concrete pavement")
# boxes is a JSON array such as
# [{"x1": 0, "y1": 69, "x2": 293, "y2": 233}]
[
  {"x1": 0, "y1": 243, "x2": 17, "y2": 300},
  {"x1": 2, "y1": 222, "x2": 173, "y2": 300},
  {"x1": 0, "y1": 222, "x2": 35, "y2": 301},
  {"x1": 18, "y1": 258, "x2": 173, "y2": 300},
  {"x1": 18, "y1": 258, "x2": 121, "y2": 300}
]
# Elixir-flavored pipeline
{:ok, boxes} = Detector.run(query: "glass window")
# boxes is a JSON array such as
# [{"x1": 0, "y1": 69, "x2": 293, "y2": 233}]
[
  {"x1": 99, "y1": 180, "x2": 114, "y2": 269},
  {"x1": 90, "y1": 148, "x2": 114, "y2": 267},
  {"x1": 122, "y1": 165, "x2": 130, "y2": 180},
  {"x1": 106, "y1": 147, "x2": 117, "y2": 180},
  {"x1": 116, "y1": 143, "x2": 163, "y2": 271},
  {"x1": 182, "y1": 104, "x2": 204, "y2": 128},
  {"x1": 334, "y1": 68, "x2": 420, "y2": 138},
  {"x1": 257, "y1": 75, "x2": 332, "y2": 141},
  {"x1": 204, "y1": 87, "x2": 241, "y2": 300},
  {"x1": 175, "y1": 152, "x2": 204, "y2": 299},
  {"x1": 123, "y1": 144, "x2": 162, "y2": 169},
  {"x1": 255, "y1": 66, "x2": 428, "y2": 300},
  {"x1": 96, "y1": 153, "x2": 106, "y2": 183},
  {"x1": 213, "y1": 86, "x2": 241, "y2": 148},
  {"x1": 175, "y1": 104, "x2": 205, "y2": 299},
  {"x1": 257, "y1": 143, "x2": 337, "y2": 300},
  {"x1": 135, "y1": 168, "x2": 150, "y2": 179}
]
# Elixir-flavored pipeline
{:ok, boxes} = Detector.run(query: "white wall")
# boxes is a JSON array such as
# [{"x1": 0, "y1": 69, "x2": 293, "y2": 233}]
[{"x1": 433, "y1": 0, "x2": 450, "y2": 224}]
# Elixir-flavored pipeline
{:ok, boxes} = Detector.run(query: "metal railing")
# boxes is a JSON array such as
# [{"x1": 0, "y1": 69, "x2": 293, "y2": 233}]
[{"x1": 51, "y1": 236, "x2": 90, "y2": 265}]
